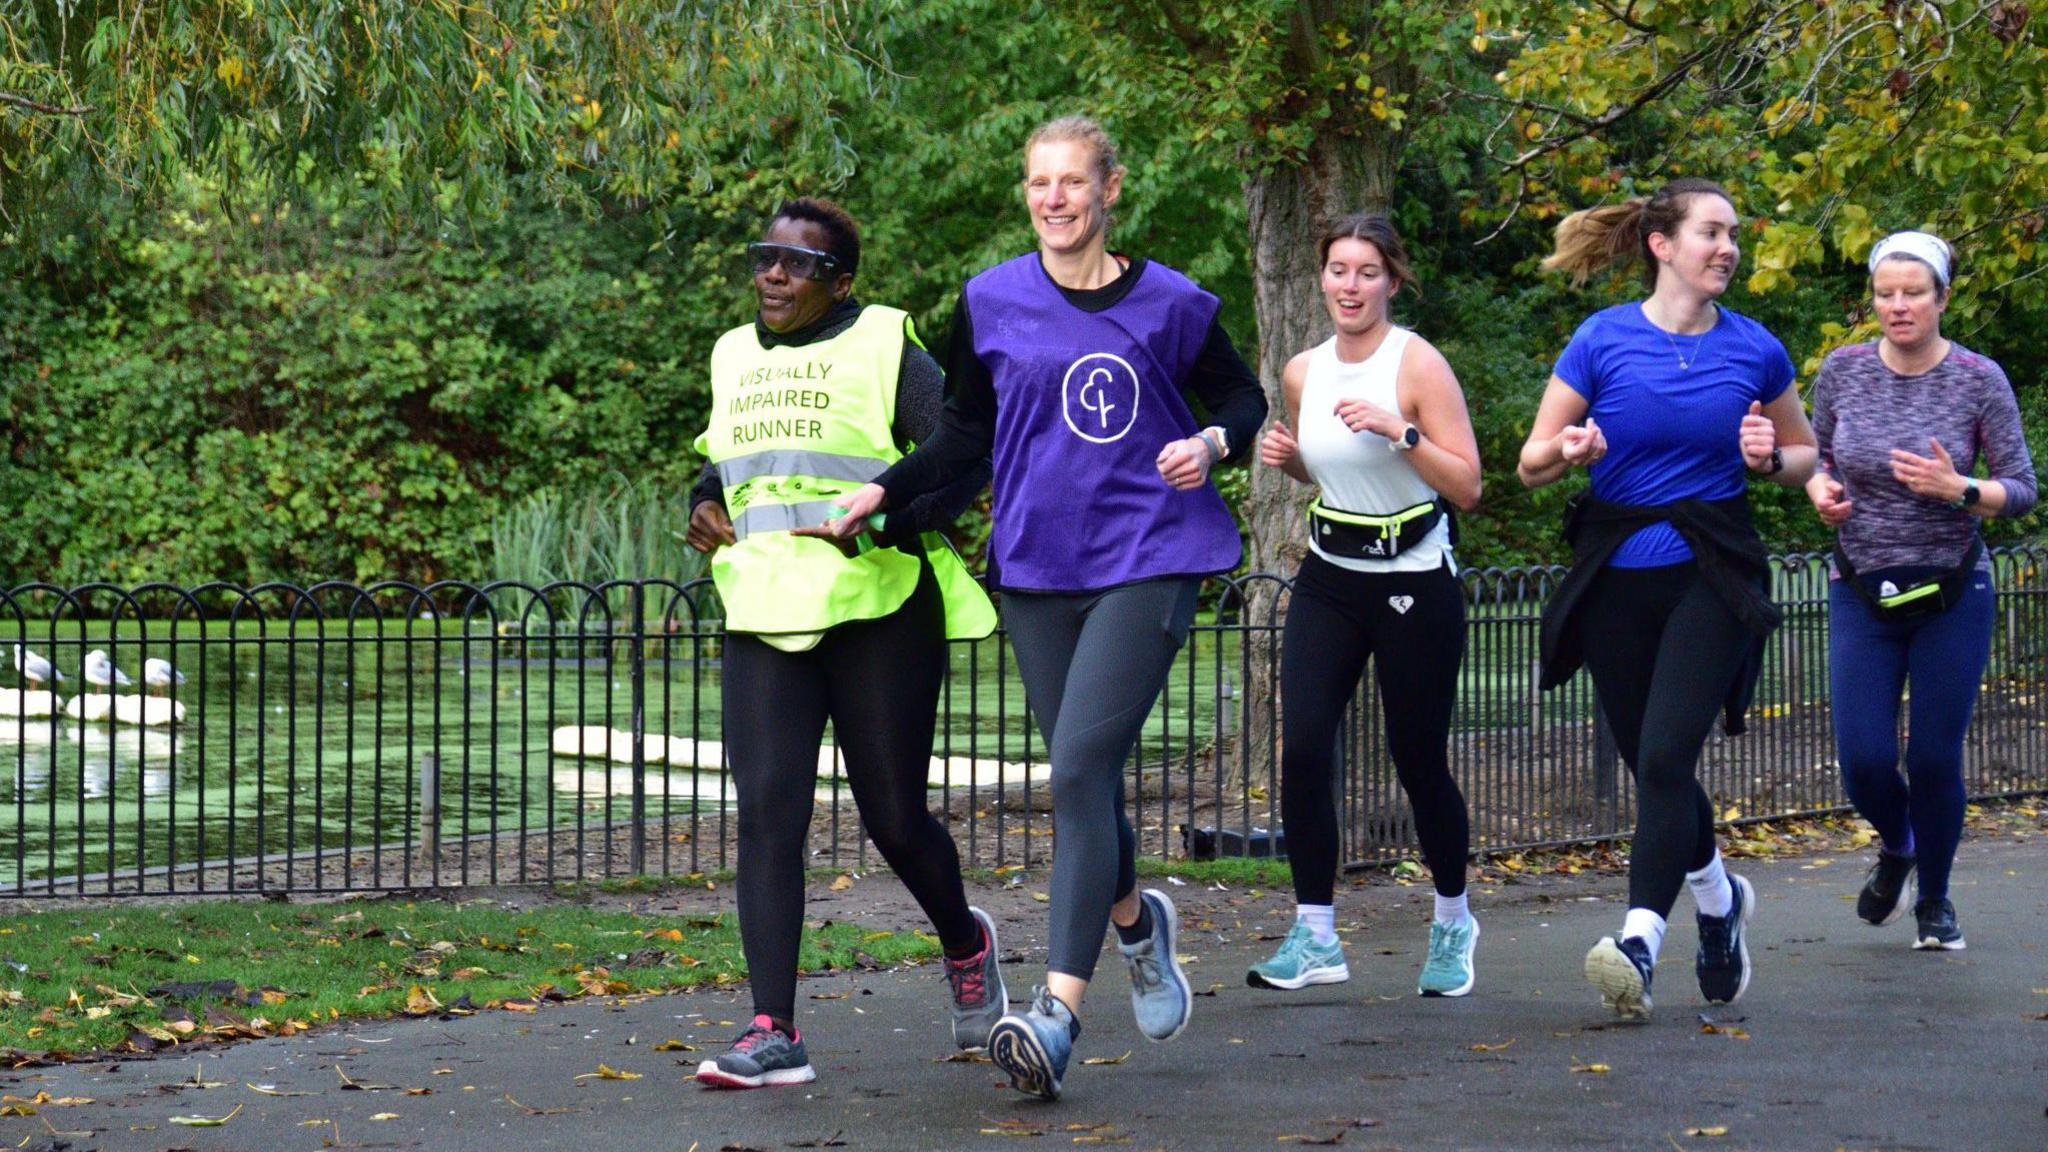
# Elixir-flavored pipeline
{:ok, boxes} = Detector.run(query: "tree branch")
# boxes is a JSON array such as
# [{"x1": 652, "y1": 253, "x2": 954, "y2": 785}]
[{"x1": 0, "y1": 91, "x2": 92, "y2": 117}]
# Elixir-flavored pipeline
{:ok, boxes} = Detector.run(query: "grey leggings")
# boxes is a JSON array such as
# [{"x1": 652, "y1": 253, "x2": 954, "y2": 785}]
[{"x1": 1002, "y1": 578, "x2": 1200, "y2": 982}]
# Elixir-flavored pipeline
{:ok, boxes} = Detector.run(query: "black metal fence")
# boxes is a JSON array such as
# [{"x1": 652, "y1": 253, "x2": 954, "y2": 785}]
[{"x1": 4, "y1": 544, "x2": 2045, "y2": 897}]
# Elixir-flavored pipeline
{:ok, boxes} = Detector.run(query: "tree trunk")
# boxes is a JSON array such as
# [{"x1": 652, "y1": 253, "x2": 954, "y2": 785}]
[{"x1": 1235, "y1": 129, "x2": 1399, "y2": 784}]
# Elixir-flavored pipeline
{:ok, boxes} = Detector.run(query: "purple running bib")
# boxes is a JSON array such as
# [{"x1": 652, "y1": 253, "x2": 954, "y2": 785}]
[{"x1": 968, "y1": 256, "x2": 1242, "y2": 592}]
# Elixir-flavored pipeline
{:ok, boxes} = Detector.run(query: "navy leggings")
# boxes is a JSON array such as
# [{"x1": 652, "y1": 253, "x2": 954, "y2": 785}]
[{"x1": 1829, "y1": 569, "x2": 1996, "y2": 903}]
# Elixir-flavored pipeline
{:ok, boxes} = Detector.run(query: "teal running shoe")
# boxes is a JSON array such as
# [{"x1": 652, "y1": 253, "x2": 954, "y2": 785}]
[
  {"x1": 1418, "y1": 917, "x2": 1480, "y2": 997},
  {"x1": 1246, "y1": 921, "x2": 1350, "y2": 991}
]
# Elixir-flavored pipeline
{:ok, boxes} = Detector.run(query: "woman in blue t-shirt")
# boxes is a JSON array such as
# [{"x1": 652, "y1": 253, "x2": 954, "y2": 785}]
[{"x1": 1518, "y1": 178, "x2": 1817, "y2": 1021}]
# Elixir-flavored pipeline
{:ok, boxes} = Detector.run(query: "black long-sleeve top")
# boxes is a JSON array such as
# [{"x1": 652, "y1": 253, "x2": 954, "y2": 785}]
[
  {"x1": 875, "y1": 257, "x2": 1267, "y2": 504},
  {"x1": 689, "y1": 299, "x2": 991, "y2": 549}
]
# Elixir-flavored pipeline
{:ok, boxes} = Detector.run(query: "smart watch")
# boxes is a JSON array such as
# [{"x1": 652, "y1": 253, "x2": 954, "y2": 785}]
[
  {"x1": 1955, "y1": 479, "x2": 1981, "y2": 510},
  {"x1": 1392, "y1": 424, "x2": 1421, "y2": 452}
]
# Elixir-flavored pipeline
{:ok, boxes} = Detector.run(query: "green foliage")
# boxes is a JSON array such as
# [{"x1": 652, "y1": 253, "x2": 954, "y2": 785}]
[
  {"x1": 0, "y1": 1, "x2": 901, "y2": 250},
  {"x1": 2, "y1": 0, "x2": 2041, "y2": 586},
  {"x1": 484, "y1": 472, "x2": 706, "y2": 588},
  {"x1": 0, "y1": 180, "x2": 733, "y2": 585}
]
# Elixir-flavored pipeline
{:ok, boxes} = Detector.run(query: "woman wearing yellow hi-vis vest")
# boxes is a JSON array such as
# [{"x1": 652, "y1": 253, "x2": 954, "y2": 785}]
[{"x1": 685, "y1": 198, "x2": 1004, "y2": 1090}]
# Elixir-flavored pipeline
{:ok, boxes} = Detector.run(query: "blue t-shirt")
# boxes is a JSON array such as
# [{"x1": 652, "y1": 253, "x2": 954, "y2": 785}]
[{"x1": 1553, "y1": 303, "x2": 1795, "y2": 567}]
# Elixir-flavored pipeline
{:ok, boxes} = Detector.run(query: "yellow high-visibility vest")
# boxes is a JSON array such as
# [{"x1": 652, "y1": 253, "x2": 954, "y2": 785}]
[{"x1": 694, "y1": 305, "x2": 995, "y2": 647}]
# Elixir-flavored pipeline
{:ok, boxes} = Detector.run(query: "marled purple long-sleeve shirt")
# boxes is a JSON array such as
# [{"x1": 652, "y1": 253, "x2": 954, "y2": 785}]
[{"x1": 1812, "y1": 341, "x2": 2037, "y2": 575}]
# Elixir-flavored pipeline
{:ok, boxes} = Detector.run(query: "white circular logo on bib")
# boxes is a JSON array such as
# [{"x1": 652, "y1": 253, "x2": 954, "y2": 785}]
[{"x1": 1062, "y1": 353, "x2": 1141, "y2": 444}]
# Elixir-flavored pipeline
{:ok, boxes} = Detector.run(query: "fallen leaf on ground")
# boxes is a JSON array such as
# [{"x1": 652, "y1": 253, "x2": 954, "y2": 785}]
[
  {"x1": 403, "y1": 985, "x2": 442, "y2": 1016},
  {"x1": 247, "y1": 1084, "x2": 312, "y2": 1097},
  {"x1": 654, "y1": 1039, "x2": 697, "y2": 1052},
  {"x1": 573, "y1": 1064, "x2": 642, "y2": 1081},
  {"x1": 829, "y1": 874, "x2": 854, "y2": 892},
  {"x1": 1080, "y1": 1050, "x2": 1132, "y2": 1066},
  {"x1": 1698, "y1": 1023, "x2": 1750, "y2": 1040},
  {"x1": 1278, "y1": 1132, "x2": 1346, "y2": 1145},
  {"x1": 1684, "y1": 1126, "x2": 1730, "y2": 1137},
  {"x1": 1571, "y1": 1063, "x2": 1611, "y2": 1074},
  {"x1": 370, "y1": 1111, "x2": 401, "y2": 1120},
  {"x1": 787, "y1": 1133, "x2": 847, "y2": 1148},
  {"x1": 1468, "y1": 1039, "x2": 1516, "y2": 1052},
  {"x1": 168, "y1": 1104, "x2": 244, "y2": 1127},
  {"x1": 980, "y1": 1119, "x2": 1046, "y2": 1136}
]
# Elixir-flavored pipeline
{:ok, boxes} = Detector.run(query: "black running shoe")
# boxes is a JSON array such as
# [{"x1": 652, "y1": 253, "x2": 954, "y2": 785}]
[
  {"x1": 1695, "y1": 873, "x2": 1754, "y2": 1005},
  {"x1": 1584, "y1": 935, "x2": 1655, "y2": 1021},
  {"x1": 1912, "y1": 898, "x2": 1966, "y2": 951},
  {"x1": 1856, "y1": 850, "x2": 1916, "y2": 926}
]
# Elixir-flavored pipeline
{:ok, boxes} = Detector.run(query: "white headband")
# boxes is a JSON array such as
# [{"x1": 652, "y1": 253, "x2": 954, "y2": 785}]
[{"x1": 1869, "y1": 231, "x2": 1951, "y2": 286}]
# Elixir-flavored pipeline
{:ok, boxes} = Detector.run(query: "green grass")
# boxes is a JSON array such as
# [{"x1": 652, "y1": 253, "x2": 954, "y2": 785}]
[{"x1": 0, "y1": 898, "x2": 938, "y2": 1056}]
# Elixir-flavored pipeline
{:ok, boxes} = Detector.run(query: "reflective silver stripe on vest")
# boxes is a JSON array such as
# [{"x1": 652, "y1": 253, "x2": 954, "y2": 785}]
[
  {"x1": 715, "y1": 450, "x2": 888, "y2": 489},
  {"x1": 732, "y1": 499, "x2": 850, "y2": 541}
]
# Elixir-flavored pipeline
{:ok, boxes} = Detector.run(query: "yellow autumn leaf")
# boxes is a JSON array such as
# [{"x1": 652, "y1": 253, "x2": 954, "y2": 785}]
[
  {"x1": 574, "y1": 1064, "x2": 642, "y2": 1081},
  {"x1": 1570, "y1": 1062, "x2": 1610, "y2": 1074},
  {"x1": 1685, "y1": 1126, "x2": 1730, "y2": 1137},
  {"x1": 829, "y1": 874, "x2": 855, "y2": 892}
]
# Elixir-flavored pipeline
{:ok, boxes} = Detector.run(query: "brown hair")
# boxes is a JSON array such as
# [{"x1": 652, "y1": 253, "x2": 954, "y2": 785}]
[
  {"x1": 772, "y1": 196, "x2": 861, "y2": 278},
  {"x1": 1022, "y1": 116, "x2": 1126, "y2": 188},
  {"x1": 1541, "y1": 178, "x2": 1733, "y2": 289},
  {"x1": 1317, "y1": 212, "x2": 1420, "y2": 296}
]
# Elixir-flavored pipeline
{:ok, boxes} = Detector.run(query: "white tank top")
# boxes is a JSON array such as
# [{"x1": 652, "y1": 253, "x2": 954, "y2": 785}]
[{"x1": 1297, "y1": 327, "x2": 1452, "y2": 573}]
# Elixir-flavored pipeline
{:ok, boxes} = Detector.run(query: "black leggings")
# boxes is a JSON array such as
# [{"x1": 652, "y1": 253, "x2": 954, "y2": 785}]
[
  {"x1": 724, "y1": 559, "x2": 979, "y2": 1021},
  {"x1": 1281, "y1": 552, "x2": 1470, "y2": 906},
  {"x1": 1579, "y1": 561, "x2": 1751, "y2": 918}
]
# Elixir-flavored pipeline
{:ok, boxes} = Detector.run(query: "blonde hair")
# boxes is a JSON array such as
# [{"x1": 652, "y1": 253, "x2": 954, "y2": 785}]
[
  {"x1": 1023, "y1": 116, "x2": 1126, "y2": 188},
  {"x1": 1542, "y1": 178, "x2": 1733, "y2": 289}
]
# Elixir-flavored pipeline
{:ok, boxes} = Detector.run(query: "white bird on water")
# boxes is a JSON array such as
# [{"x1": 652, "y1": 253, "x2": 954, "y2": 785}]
[
  {"x1": 84, "y1": 649, "x2": 133, "y2": 689},
  {"x1": 144, "y1": 658, "x2": 187, "y2": 693},
  {"x1": 12, "y1": 645, "x2": 64, "y2": 685}
]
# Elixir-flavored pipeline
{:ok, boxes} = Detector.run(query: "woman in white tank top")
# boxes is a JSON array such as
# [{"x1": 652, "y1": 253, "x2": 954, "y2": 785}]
[{"x1": 1248, "y1": 214, "x2": 1486, "y2": 999}]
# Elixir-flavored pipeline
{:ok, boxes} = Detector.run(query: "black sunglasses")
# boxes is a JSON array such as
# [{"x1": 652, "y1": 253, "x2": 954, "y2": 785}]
[{"x1": 747, "y1": 242, "x2": 842, "y2": 281}]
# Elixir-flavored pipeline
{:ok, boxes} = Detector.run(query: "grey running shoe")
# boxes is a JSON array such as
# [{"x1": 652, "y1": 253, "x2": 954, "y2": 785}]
[
  {"x1": 987, "y1": 986, "x2": 1076, "y2": 1102},
  {"x1": 1585, "y1": 935, "x2": 1655, "y2": 1021},
  {"x1": 1117, "y1": 889, "x2": 1192, "y2": 1042},
  {"x1": 1912, "y1": 898, "x2": 1966, "y2": 951},
  {"x1": 946, "y1": 907, "x2": 1007, "y2": 1051},
  {"x1": 1695, "y1": 873, "x2": 1754, "y2": 1005},
  {"x1": 695, "y1": 1016, "x2": 816, "y2": 1089},
  {"x1": 1857, "y1": 850, "x2": 1916, "y2": 926}
]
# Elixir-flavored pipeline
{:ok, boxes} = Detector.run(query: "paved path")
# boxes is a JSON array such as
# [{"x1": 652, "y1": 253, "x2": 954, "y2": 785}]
[{"x1": 5, "y1": 837, "x2": 2045, "y2": 1151}]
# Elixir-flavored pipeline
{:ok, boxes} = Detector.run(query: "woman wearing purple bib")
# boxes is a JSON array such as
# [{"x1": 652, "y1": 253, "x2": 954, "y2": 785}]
[
  {"x1": 1519, "y1": 179, "x2": 1817, "y2": 1021},
  {"x1": 818, "y1": 117, "x2": 1266, "y2": 1100}
]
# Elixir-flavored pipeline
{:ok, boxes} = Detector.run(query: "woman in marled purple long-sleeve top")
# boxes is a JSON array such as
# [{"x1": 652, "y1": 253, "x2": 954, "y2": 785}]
[{"x1": 1806, "y1": 230, "x2": 2038, "y2": 952}]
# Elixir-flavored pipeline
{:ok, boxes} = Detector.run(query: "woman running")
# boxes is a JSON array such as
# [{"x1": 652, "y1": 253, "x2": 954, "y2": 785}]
[
  {"x1": 687, "y1": 197, "x2": 1006, "y2": 1088},
  {"x1": 1251, "y1": 213, "x2": 1484, "y2": 997},
  {"x1": 815, "y1": 117, "x2": 1267, "y2": 1100},
  {"x1": 1519, "y1": 178, "x2": 1817, "y2": 1020},
  {"x1": 1806, "y1": 230, "x2": 2036, "y2": 950}
]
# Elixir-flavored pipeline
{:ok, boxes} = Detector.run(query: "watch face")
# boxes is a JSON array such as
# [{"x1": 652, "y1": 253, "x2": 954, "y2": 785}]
[{"x1": 1402, "y1": 425, "x2": 1420, "y2": 448}]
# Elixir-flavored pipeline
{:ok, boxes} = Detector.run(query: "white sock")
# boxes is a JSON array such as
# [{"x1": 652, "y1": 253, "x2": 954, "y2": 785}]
[
  {"x1": 1297, "y1": 905, "x2": 1337, "y2": 946},
  {"x1": 1433, "y1": 892, "x2": 1471, "y2": 926},
  {"x1": 1621, "y1": 908, "x2": 1667, "y2": 961},
  {"x1": 1686, "y1": 851, "x2": 1734, "y2": 919}
]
